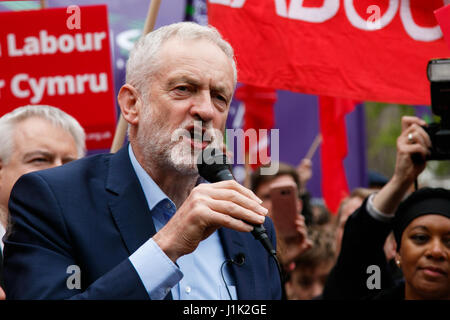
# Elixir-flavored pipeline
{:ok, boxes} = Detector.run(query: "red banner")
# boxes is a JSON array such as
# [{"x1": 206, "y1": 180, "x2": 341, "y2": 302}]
[
  {"x1": 208, "y1": 0, "x2": 450, "y2": 105},
  {"x1": 235, "y1": 84, "x2": 277, "y2": 168},
  {"x1": 435, "y1": 4, "x2": 450, "y2": 49},
  {"x1": 319, "y1": 97, "x2": 357, "y2": 213},
  {"x1": 0, "y1": 5, "x2": 116, "y2": 150}
]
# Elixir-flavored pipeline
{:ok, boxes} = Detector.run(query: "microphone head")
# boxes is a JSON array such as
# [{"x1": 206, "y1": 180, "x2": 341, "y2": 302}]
[{"x1": 197, "y1": 148, "x2": 232, "y2": 183}]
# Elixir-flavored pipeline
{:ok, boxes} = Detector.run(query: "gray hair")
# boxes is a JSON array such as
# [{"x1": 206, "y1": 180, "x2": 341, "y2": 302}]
[
  {"x1": 126, "y1": 22, "x2": 237, "y2": 97},
  {"x1": 0, "y1": 105, "x2": 86, "y2": 164}
]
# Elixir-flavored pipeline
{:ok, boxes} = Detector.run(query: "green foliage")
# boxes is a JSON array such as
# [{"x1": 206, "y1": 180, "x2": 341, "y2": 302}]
[
  {"x1": 364, "y1": 102, "x2": 414, "y2": 178},
  {"x1": 430, "y1": 161, "x2": 450, "y2": 176},
  {"x1": 364, "y1": 102, "x2": 450, "y2": 183}
]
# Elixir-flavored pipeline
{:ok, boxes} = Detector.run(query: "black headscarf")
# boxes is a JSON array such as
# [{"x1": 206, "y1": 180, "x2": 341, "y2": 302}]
[{"x1": 392, "y1": 187, "x2": 450, "y2": 250}]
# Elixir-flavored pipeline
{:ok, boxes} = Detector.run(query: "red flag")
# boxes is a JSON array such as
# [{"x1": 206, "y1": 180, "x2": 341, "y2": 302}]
[
  {"x1": 435, "y1": 4, "x2": 450, "y2": 50},
  {"x1": 319, "y1": 96, "x2": 358, "y2": 214},
  {"x1": 209, "y1": 0, "x2": 450, "y2": 105},
  {"x1": 234, "y1": 84, "x2": 277, "y2": 168}
]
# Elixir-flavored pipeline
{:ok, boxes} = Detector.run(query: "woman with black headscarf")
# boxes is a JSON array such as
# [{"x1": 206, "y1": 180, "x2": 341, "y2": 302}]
[
  {"x1": 322, "y1": 116, "x2": 450, "y2": 300},
  {"x1": 390, "y1": 188, "x2": 450, "y2": 300}
]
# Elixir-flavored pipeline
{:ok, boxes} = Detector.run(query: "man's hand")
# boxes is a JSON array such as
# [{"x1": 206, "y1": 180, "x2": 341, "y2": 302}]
[
  {"x1": 0, "y1": 286, "x2": 5, "y2": 300},
  {"x1": 373, "y1": 116, "x2": 431, "y2": 214},
  {"x1": 153, "y1": 180, "x2": 268, "y2": 262}
]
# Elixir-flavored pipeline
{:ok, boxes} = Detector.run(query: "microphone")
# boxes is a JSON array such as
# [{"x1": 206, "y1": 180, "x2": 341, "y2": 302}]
[{"x1": 197, "y1": 148, "x2": 276, "y2": 257}]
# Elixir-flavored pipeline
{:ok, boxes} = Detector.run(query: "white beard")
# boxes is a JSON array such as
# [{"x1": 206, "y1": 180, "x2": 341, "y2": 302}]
[
  {"x1": 136, "y1": 105, "x2": 217, "y2": 176},
  {"x1": 166, "y1": 132, "x2": 200, "y2": 175}
]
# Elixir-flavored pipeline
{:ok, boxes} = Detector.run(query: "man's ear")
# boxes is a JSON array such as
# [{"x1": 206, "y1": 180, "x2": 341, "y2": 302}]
[{"x1": 118, "y1": 84, "x2": 142, "y2": 126}]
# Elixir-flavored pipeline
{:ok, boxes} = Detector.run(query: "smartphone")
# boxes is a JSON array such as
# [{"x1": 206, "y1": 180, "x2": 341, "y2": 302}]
[{"x1": 269, "y1": 181, "x2": 299, "y2": 237}]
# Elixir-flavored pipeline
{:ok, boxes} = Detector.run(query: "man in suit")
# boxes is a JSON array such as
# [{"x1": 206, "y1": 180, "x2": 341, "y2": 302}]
[
  {"x1": 0, "y1": 105, "x2": 86, "y2": 300},
  {"x1": 3, "y1": 22, "x2": 281, "y2": 300},
  {"x1": 0, "y1": 250, "x2": 4, "y2": 299}
]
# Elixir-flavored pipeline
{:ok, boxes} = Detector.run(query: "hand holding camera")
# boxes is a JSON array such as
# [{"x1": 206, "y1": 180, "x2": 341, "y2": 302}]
[{"x1": 396, "y1": 116, "x2": 431, "y2": 184}]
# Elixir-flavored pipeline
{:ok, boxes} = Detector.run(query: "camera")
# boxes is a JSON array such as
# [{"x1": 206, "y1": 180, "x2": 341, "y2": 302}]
[{"x1": 425, "y1": 58, "x2": 450, "y2": 160}]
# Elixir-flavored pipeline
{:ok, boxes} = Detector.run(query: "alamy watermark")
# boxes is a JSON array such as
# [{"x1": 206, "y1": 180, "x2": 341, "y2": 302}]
[
  {"x1": 366, "y1": 265, "x2": 381, "y2": 290},
  {"x1": 66, "y1": 5, "x2": 81, "y2": 30},
  {"x1": 366, "y1": 5, "x2": 381, "y2": 30},
  {"x1": 66, "y1": 265, "x2": 81, "y2": 290}
]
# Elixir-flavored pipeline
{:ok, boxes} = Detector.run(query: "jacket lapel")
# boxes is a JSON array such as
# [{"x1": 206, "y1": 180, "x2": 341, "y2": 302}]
[
  {"x1": 105, "y1": 146, "x2": 157, "y2": 255},
  {"x1": 218, "y1": 228, "x2": 257, "y2": 300},
  {"x1": 0, "y1": 245, "x2": 3, "y2": 287}
]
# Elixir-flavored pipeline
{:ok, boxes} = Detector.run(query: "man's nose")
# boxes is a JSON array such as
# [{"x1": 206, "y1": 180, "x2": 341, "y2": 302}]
[{"x1": 190, "y1": 91, "x2": 215, "y2": 122}]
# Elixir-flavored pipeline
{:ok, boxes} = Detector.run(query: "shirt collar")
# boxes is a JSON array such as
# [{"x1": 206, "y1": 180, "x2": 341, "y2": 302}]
[
  {"x1": 0, "y1": 222, "x2": 5, "y2": 252},
  {"x1": 128, "y1": 144, "x2": 175, "y2": 212}
]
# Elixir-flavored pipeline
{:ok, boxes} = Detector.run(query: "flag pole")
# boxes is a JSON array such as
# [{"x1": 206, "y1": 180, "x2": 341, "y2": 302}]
[
  {"x1": 40, "y1": 0, "x2": 47, "y2": 9},
  {"x1": 304, "y1": 133, "x2": 322, "y2": 160},
  {"x1": 110, "y1": 0, "x2": 162, "y2": 153},
  {"x1": 297, "y1": 133, "x2": 321, "y2": 195}
]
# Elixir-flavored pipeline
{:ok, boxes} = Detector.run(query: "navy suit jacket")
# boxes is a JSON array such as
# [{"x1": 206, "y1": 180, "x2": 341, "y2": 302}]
[
  {"x1": 3, "y1": 146, "x2": 281, "y2": 300},
  {"x1": 0, "y1": 246, "x2": 3, "y2": 287}
]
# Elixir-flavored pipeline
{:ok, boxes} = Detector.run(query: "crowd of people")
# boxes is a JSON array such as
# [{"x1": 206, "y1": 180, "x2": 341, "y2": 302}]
[{"x1": 0, "y1": 22, "x2": 448, "y2": 300}]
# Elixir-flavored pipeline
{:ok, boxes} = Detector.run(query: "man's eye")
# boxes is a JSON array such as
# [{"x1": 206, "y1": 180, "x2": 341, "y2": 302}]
[
  {"x1": 213, "y1": 93, "x2": 228, "y2": 104},
  {"x1": 29, "y1": 158, "x2": 50, "y2": 165},
  {"x1": 215, "y1": 94, "x2": 226, "y2": 102},
  {"x1": 175, "y1": 86, "x2": 189, "y2": 92},
  {"x1": 213, "y1": 95, "x2": 228, "y2": 111}
]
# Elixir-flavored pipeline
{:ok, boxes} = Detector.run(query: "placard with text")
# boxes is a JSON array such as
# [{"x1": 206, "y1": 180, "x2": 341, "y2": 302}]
[{"x1": 0, "y1": 5, "x2": 116, "y2": 150}]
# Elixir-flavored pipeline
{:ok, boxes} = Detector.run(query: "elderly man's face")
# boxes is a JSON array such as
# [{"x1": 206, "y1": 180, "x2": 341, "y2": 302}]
[
  {"x1": 135, "y1": 38, "x2": 234, "y2": 174},
  {"x1": 0, "y1": 117, "x2": 78, "y2": 220}
]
